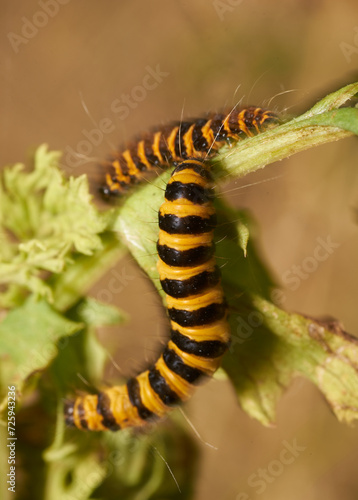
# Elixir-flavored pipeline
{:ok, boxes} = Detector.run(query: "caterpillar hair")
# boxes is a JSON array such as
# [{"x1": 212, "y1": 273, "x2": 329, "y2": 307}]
[
  {"x1": 100, "y1": 106, "x2": 278, "y2": 197},
  {"x1": 65, "y1": 159, "x2": 230, "y2": 431}
]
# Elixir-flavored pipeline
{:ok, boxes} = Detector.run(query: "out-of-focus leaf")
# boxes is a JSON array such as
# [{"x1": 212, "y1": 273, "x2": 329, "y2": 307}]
[
  {"x1": 0, "y1": 297, "x2": 82, "y2": 409},
  {"x1": 50, "y1": 232, "x2": 125, "y2": 313},
  {"x1": 0, "y1": 145, "x2": 114, "y2": 308},
  {"x1": 73, "y1": 297, "x2": 127, "y2": 327}
]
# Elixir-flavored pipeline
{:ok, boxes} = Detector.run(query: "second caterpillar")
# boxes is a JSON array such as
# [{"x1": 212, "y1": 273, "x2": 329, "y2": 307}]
[
  {"x1": 65, "y1": 159, "x2": 231, "y2": 431},
  {"x1": 101, "y1": 106, "x2": 278, "y2": 197}
]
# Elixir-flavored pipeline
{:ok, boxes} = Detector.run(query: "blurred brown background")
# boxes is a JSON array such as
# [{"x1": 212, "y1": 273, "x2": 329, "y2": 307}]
[{"x1": 1, "y1": 1, "x2": 358, "y2": 499}]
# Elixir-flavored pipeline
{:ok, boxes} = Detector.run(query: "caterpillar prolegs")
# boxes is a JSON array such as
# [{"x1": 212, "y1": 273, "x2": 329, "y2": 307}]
[
  {"x1": 101, "y1": 106, "x2": 278, "y2": 197},
  {"x1": 65, "y1": 159, "x2": 230, "y2": 431}
]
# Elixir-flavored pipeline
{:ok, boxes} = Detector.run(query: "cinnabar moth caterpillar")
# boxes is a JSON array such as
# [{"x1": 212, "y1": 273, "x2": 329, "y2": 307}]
[
  {"x1": 65, "y1": 159, "x2": 230, "y2": 431},
  {"x1": 100, "y1": 106, "x2": 277, "y2": 197}
]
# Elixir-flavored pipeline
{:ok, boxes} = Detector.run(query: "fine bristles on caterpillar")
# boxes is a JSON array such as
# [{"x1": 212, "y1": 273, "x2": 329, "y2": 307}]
[
  {"x1": 65, "y1": 159, "x2": 231, "y2": 431},
  {"x1": 100, "y1": 107, "x2": 278, "y2": 198}
]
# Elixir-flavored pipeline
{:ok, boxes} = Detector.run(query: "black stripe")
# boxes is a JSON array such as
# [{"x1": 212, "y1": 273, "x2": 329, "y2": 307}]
[
  {"x1": 148, "y1": 367, "x2": 181, "y2": 406},
  {"x1": 97, "y1": 392, "x2": 121, "y2": 431},
  {"x1": 127, "y1": 152, "x2": 147, "y2": 172},
  {"x1": 168, "y1": 302, "x2": 226, "y2": 327},
  {"x1": 208, "y1": 114, "x2": 228, "y2": 142},
  {"x1": 158, "y1": 133, "x2": 173, "y2": 164},
  {"x1": 116, "y1": 157, "x2": 129, "y2": 177},
  {"x1": 144, "y1": 152, "x2": 161, "y2": 166},
  {"x1": 64, "y1": 400, "x2": 75, "y2": 427},
  {"x1": 157, "y1": 243, "x2": 214, "y2": 267},
  {"x1": 143, "y1": 139, "x2": 161, "y2": 166},
  {"x1": 108, "y1": 174, "x2": 131, "y2": 190},
  {"x1": 77, "y1": 402, "x2": 88, "y2": 430},
  {"x1": 227, "y1": 110, "x2": 254, "y2": 135},
  {"x1": 160, "y1": 268, "x2": 221, "y2": 298},
  {"x1": 165, "y1": 181, "x2": 213, "y2": 205},
  {"x1": 175, "y1": 122, "x2": 192, "y2": 157},
  {"x1": 262, "y1": 112, "x2": 277, "y2": 123},
  {"x1": 159, "y1": 213, "x2": 216, "y2": 234},
  {"x1": 243, "y1": 108, "x2": 257, "y2": 128},
  {"x1": 192, "y1": 121, "x2": 210, "y2": 151},
  {"x1": 162, "y1": 347, "x2": 204, "y2": 383},
  {"x1": 127, "y1": 378, "x2": 156, "y2": 421},
  {"x1": 171, "y1": 328, "x2": 229, "y2": 358}
]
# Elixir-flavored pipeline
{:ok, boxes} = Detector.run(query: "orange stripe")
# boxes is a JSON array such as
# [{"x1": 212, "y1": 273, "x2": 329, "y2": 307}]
[
  {"x1": 112, "y1": 159, "x2": 130, "y2": 183},
  {"x1": 152, "y1": 131, "x2": 164, "y2": 163},
  {"x1": 122, "y1": 150, "x2": 141, "y2": 177},
  {"x1": 238, "y1": 109, "x2": 253, "y2": 137},
  {"x1": 166, "y1": 126, "x2": 180, "y2": 161},
  {"x1": 182, "y1": 124, "x2": 196, "y2": 157},
  {"x1": 201, "y1": 119, "x2": 215, "y2": 149},
  {"x1": 137, "y1": 140, "x2": 153, "y2": 170}
]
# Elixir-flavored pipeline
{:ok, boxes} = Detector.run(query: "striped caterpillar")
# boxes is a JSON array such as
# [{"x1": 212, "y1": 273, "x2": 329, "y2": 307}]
[
  {"x1": 100, "y1": 106, "x2": 277, "y2": 197},
  {"x1": 65, "y1": 159, "x2": 230, "y2": 431}
]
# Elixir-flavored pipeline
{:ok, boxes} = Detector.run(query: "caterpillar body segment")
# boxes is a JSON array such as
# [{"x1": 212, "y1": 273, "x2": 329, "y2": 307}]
[
  {"x1": 65, "y1": 159, "x2": 230, "y2": 431},
  {"x1": 101, "y1": 107, "x2": 278, "y2": 197}
]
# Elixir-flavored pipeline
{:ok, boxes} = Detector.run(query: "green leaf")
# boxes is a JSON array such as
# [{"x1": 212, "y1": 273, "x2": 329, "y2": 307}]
[
  {"x1": 73, "y1": 297, "x2": 127, "y2": 327},
  {"x1": 50, "y1": 319, "x2": 113, "y2": 396},
  {"x1": 50, "y1": 231, "x2": 126, "y2": 312},
  {"x1": 224, "y1": 296, "x2": 358, "y2": 426},
  {"x1": 47, "y1": 296, "x2": 126, "y2": 396},
  {"x1": 0, "y1": 297, "x2": 82, "y2": 408},
  {"x1": 299, "y1": 81, "x2": 358, "y2": 116},
  {"x1": 0, "y1": 145, "x2": 115, "y2": 308},
  {"x1": 111, "y1": 174, "x2": 169, "y2": 288}
]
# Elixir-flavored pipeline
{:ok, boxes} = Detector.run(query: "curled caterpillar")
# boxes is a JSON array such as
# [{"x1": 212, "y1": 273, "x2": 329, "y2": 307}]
[
  {"x1": 100, "y1": 106, "x2": 278, "y2": 197},
  {"x1": 65, "y1": 159, "x2": 231, "y2": 431}
]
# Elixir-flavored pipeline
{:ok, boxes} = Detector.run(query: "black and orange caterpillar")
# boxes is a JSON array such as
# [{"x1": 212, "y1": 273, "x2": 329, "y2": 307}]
[
  {"x1": 65, "y1": 159, "x2": 230, "y2": 431},
  {"x1": 101, "y1": 106, "x2": 277, "y2": 197}
]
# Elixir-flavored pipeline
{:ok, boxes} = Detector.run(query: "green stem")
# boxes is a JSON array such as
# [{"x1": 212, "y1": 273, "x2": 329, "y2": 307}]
[{"x1": 212, "y1": 82, "x2": 358, "y2": 179}]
